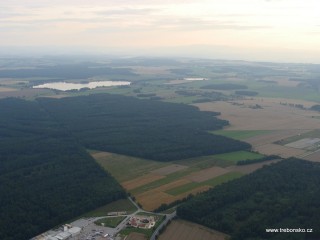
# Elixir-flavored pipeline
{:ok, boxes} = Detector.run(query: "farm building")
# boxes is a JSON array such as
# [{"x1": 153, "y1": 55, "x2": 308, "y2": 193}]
[{"x1": 129, "y1": 215, "x2": 156, "y2": 229}]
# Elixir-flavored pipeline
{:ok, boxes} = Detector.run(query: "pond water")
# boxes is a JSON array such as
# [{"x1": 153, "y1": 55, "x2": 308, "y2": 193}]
[
  {"x1": 184, "y1": 78, "x2": 208, "y2": 81},
  {"x1": 33, "y1": 81, "x2": 131, "y2": 91}
]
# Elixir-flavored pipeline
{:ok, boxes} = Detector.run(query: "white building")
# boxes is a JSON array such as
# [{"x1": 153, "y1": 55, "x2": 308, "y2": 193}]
[
  {"x1": 55, "y1": 232, "x2": 71, "y2": 240},
  {"x1": 68, "y1": 227, "x2": 81, "y2": 237}
]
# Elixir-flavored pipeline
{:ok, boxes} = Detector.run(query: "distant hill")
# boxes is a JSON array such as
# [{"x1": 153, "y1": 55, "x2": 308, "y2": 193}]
[
  {"x1": 0, "y1": 63, "x2": 137, "y2": 80},
  {"x1": 177, "y1": 158, "x2": 320, "y2": 239}
]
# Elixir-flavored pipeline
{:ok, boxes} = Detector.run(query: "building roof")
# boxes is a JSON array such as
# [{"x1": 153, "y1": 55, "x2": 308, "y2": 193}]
[
  {"x1": 68, "y1": 226, "x2": 81, "y2": 234},
  {"x1": 55, "y1": 232, "x2": 71, "y2": 240}
]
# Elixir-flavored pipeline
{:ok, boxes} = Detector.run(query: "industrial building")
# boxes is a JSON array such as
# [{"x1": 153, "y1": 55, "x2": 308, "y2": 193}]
[{"x1": 32, "y1": 225, "x2": 81, "y2": 240}]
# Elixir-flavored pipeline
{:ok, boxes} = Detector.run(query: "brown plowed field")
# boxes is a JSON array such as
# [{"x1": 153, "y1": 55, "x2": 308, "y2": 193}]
[
  {"x1": 245, "y1": 129, "x2": 309, "y2": 146},
  {"x1": 302, "y1": 151, "x2": 320, "y2": 162},
  {"x1": 253, "y1": 143, "x2": 305, "y2": 158},
  {"x1": 186, "y1": 167, "x2": 230, "y2": 182},
  {"x1": 158, "y1": 220, "x2": 229, "y2": 240},
  {"x1": 136, "y1": 191, "x2": 176, "y2": 211},
  {"x1": 150, "y1": 164, "x2": 188, "y2": 175},
  {"x1": 126, "y1": 232, "x2": 147, "y2": 240},
  {"x1": 134, "y1": 179, "x2": 190, "y2": 210},
  {"x1": 177, "y1": 185, "x2": 212, "y2": 199},
  {"x1": 135, "y1": 180, "x2": 210, "y2": 211},
  {"x1": 122, "y1": 174, "x2": 165, "y2": 190},
  {"x1": 194, "y1": 99, "x2": 320, "y2": 130}
]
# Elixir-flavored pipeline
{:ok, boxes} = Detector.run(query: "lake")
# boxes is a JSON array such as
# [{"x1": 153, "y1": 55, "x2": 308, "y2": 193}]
[{"x1": 33, "y1": 81, "x2": 131, "y2": 91}]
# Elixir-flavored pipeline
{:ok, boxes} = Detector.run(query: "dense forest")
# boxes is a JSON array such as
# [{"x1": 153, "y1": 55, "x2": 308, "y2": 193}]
[
  {"x1": 177, "y1": 159, "x2": 320, "y2": 240},
  {"x1": 0, "y1": 63, "x2": 136, "y2": 79},
  {"x1": 200, "y1": 83, "x2": 248, "y2": 90},
  {"x1": 234, "y1": 90, "x2": 258, "y2": 96},
  {"x1": 38, "y1": 93, "x2": 250, "y2": 161},
  {"x1": 0, "y1": 93, "x2": 252, "y2": 239},
  {"x1": 0, "y1": 98, "x2": 125, "y2": 240},
  {"x1": 310, "y1": 104, "x2": 320, "y2": 112}
]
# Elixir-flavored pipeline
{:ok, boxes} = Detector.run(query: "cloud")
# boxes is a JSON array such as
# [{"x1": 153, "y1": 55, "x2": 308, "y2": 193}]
[
  {"x1": 150, "y1": 17, "x2": 272, "y2": 31},
  {"x1": 96, "y1": 7, "x2": 160, "y2": 16}
]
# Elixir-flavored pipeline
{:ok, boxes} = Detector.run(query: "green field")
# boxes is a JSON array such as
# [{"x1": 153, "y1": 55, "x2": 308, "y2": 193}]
[
  {"x1": 213, "y1": 151, "x2": 264, "y2": 164},
  {"x1": 82, "y1": 199, "x2": 137, "y2": 217},
  {"x1": 95, "y1": 216, "x2": 126, "y2": 228},
  {"x1": 165, "y1": 172, "x2": 243, "y2": 196},
  {"x1": 93, "y1": 152, "x2": 169, "y2": 182},
  {"x1": 212, "y1": 130, "x2": 272, "y2": 140}
]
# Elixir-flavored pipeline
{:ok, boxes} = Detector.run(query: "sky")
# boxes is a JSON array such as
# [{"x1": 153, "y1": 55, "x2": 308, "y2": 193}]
[{"x1": 1, "y1": 0, "x2": 320, "y2": 62}]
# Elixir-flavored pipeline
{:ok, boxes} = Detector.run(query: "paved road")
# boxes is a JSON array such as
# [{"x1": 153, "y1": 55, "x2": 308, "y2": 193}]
[
  {"x1": 128, "y1": 197, "x2": 177, "y2": 240},
  {"x1": 128, "y1": 196, "x2": 140, "y2": 210},
  {"x1": 69, "y1": 197, "x2": 176, "y2": 240},
  {"x1": 150, "y1": 211, "x2": 176, "y2": 240}
]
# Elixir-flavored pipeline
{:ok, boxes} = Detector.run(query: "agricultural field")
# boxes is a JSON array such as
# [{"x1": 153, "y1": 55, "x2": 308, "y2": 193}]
[
  {"x1": 196, "y1": 97, "x2": 320, "y2": 159},
  {"x1": 0, "y1": 88, "x2": 54, "y2": 99},
  {"x1": 126, "y1": 232, "x2": 147, "y2": 240},
  {"x1": 195, "y1": 98, "x2": 320, "y2": 131},
  {"x1": 92, "y1": 150, "x2": 275, "y2": 211},
  {"x1": 276, "y1": 129, "x2": 320, "y2": 145},
  {"x1": 253, "y1": 143, "x2": 305, "y2": 158},
  {"x1": 302, "y1": 151, "x2": 320, "y2": 162},
  {"x1": 212, "y1": 130, "x2": 272, "y2": 140},
  {"x1": 0, "y1": 87, "x2": 16, "y2": 92},
  {"x1": 158, "y1": 220, "x2": 229, "y2": 240}
]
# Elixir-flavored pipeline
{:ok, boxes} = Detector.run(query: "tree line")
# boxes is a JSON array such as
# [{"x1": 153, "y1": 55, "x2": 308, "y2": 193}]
[{"x1": 177, "y1": 159, "x2": 320, "y2": 239}]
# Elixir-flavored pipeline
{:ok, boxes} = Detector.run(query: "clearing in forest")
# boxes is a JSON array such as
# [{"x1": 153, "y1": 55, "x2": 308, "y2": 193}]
[{"x1": 93, "y1": 151, "x2": 274, "y2": 211}]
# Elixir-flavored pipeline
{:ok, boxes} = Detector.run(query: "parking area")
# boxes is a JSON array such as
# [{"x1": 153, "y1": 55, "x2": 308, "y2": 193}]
[{"x1": 70, "y1": 219, "x2": 119, "y2": 240}]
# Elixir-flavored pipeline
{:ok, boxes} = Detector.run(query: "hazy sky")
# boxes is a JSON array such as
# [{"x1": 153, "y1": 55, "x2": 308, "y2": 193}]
[{"x1": 1, "y1": 0, "x2": 320, "y2": 62}]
